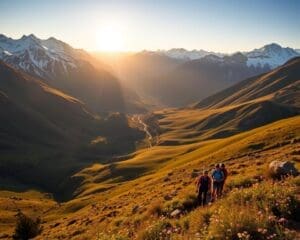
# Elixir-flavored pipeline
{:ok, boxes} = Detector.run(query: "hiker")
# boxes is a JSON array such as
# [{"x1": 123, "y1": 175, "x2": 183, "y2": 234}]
[
  {"x1": 220, "y1": 163, "x2": 228, "y2": 196},
  {"x1": 211, "y1": 164, "x2": 224, "y2": 201},
  {"x1": 195, "y1": 170, "x2": 212, "y2": 206}
]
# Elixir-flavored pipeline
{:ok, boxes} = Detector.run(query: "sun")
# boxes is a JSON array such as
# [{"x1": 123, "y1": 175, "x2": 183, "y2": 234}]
[{"x1": 96, "y1": 24, "x2": 124, "y2": 52}]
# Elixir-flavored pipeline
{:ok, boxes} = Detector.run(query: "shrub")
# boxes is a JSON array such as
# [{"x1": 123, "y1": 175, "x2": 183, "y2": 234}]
[
  {"x1": 188, "y1": 207, "x2": 213, "y2": 236},
  {"x1": 13, "y1": 211, "x2": 42, "y2": 240},
  {"x1": 181, "y1": 194, "x2": 198, "y2": 211},
  {"x1": 96, "y1": 232, "x2": 130, "y2": 240},
  {"x1": 163, "y1": 200, "x2": 183, "y2": 214},
  {"x1": 147, "y1": 202, "x2": 163, "y2": 217},
  {"x1": 138, "y1": 220, "x2": 172, "y2": 240},
  {"x1": 227, "y1": 177, "x2": 256, "y2": 190},
  {"x1": 205, "y1": 180, "x2": 298, "y2": 240},
  {"x1": 225, "y1": 181, "x2": 299, "y2": 220},
  {"x1": 207, "y1": 205, "x2": 295, "y2": 240}
]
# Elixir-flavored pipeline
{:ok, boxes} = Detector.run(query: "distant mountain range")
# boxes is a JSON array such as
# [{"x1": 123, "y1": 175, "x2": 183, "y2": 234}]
[
  {"x1": 1, "y1": 34, "x2": 299, "y2": 109},
  {"x1": 104, "y1": 43, "x2": 299, "y2": 107},
  {"x1": 157, "y1": 43, "x2": 300, "y2": 69}
]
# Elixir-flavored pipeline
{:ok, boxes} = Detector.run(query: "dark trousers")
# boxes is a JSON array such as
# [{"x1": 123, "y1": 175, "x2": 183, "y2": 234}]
[
  {"x1": 220, "y1": 181, "x2": 225, "y2": 195},
  {"x1": 197, "y1": 189, "x2": 208, "y2": 206}
]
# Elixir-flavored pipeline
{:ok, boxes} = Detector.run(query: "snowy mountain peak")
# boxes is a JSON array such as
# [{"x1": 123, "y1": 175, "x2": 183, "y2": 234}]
[
  {"x1": 160, "y1": 48, "x2": 224, "y2": 60},
  {"x1": 0, "y1": 33, "x2": 86, "y2": 79},
  {"x1": 158, "y1": 43, "x2": 299, "y2": 69},
  {"x1": 246, "y1": 43, "x2": 299, "y2": 68},
  {"x1": 263, "y1": 43, "x2": 282, "y2": 51},
  {"x1": 21, "y1": 34, "x2": 38, "y2": 40}
]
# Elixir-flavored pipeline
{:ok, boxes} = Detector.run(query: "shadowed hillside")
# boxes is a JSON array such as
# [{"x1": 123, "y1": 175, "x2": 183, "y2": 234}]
[
  {"x1": 0, "y1": 61, "x2": 144, "y2": 200},
  {"x1": 0, "y1": 34, "x2": 146, "y2": 113}
]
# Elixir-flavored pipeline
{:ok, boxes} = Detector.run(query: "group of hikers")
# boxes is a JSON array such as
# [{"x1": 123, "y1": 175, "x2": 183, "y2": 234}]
[{"x1": 195, "y1": 163, "x2": 228, "y2": 206}]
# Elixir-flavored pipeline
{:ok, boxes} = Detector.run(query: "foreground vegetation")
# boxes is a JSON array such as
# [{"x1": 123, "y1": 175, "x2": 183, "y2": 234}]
[
  {"x1": 0, "y1": 115, "x2": 299, "y2": 239},
  {"x1": 137, "y1": 177, "x2": 300, "y2": 240}
]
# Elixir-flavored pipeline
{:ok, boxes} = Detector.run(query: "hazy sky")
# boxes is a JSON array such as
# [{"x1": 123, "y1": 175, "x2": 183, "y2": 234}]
[{"x1": 0, "y1": 0, "x2": 299, "y2": 52}]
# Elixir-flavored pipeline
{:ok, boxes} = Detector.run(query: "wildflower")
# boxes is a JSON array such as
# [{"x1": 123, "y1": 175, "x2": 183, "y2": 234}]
[
  {"x1": 268, "y1": 215, "x2": 276, "y2": 222},
  {"x1": 278, "y1": 217, "x2": 287, "y2": 224}
]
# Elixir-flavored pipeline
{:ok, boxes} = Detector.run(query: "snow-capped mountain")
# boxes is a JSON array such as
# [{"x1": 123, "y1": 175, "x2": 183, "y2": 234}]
[
  {"x1": 156, "y1": 43, "x2": 299, "y2": 69},
  {"x1": 158, "y1": 48, "x2": 224, "y2": 60},
  {"x1": 0, "y1": 34, "x2": 89, "y2": 80},
  {"x1": 0, "y1": 33, "x2": 145, "y2": 113},
  {"x1": 245, "y1": 43, "x2": 299, "y2": 68}
]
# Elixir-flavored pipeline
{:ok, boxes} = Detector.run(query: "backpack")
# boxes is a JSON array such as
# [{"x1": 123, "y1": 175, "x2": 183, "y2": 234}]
[
  {"x1": 212, "y1": 169, "x2": 224, "y2": 182},
  {"x1": 221, "y1": 168, "x2": 228, "y2": 179}
]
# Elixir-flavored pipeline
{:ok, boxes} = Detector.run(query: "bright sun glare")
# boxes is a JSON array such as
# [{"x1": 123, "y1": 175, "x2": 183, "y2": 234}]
[{"x1": 96, "y1": 24, "x2": 124, "y2": 52}]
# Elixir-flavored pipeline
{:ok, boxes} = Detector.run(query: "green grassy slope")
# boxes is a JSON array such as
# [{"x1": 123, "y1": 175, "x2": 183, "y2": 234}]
[{"x1": 6, "y1": 115, "x2": 294, "y2": 240}]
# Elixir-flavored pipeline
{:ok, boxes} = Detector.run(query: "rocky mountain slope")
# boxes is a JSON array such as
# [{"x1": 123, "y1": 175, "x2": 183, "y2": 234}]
[{"x1": 0, "y1": 34, "x2": 145, "y2": 113}]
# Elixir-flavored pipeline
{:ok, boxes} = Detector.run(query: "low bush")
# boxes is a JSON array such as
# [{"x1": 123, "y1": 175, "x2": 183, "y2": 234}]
[
  {"x1": 207, "y1": 204, "x2": 295, "y2": 240},
  {"x1": 203, "y1": 180, "x2": 298, "y2": 239},
  {"x1": 13, "y1": 211, "x2": 42, "y2": 240},
  {"x1": 147, "y1": 202, "x2": 163, "y2": 217},
  {"x1": 181, "y1": 194, "x2": 198, "y2": 211},
  {"x1": 227, "y1": 177, "x2": 256, "y2": 190}
]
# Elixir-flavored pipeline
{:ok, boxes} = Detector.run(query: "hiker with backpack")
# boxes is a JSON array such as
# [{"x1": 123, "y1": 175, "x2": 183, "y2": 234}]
[
  {"x1": 195, "y1": 170, "x2": 212, "y2": 206},
  {"x1": 211, "y1": 164, "x2": 224, "y2": 201},
  {"x1": 220, "y1": 163, "x2": 228, "y2": 196}
]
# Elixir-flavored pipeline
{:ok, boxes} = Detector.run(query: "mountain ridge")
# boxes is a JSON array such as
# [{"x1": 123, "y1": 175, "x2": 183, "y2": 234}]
[
  {"x1": 193, "y1": 57, "x2": 300, "y2": 109},
  {"x1": 0, "y1": 34, "x2": 146, "y2": 113}
]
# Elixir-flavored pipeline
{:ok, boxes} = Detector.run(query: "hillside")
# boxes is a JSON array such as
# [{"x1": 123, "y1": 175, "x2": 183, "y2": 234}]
[
  {"x1": 1, "y1": 116, "x2": 297, "y2": 239},
  {"x1": 0, "y1": 57, "x2": 299, "y2": 239},
  {"x1": 194, "y1": 57, "x2": 300, "y2": 109},
  {"x1": 0, "y1": 61, "x2": 143, "y2": 200}
]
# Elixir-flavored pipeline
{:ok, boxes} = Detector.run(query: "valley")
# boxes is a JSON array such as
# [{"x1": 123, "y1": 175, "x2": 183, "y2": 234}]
[{"x1": 0, "y1": 54, "x2": 299, "y2": 239}]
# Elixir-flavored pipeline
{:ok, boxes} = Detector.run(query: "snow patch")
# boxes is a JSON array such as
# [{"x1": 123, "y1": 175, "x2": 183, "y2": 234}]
[{"x1": 3, "y1": 50, "x2": 12, "y2": 56}]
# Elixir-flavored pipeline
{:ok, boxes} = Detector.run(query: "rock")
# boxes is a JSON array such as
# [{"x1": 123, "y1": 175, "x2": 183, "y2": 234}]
[
  {"x1": 268, "y1": 161, "x2": 299, "y2": 178},
  {"x1": 170, "y1": 209, "x2": 181, "y2": 218},
  {"x1": 106, "y1": 210, "x2": 118, "y2": 217},
  {"x1": 164, "y1": 195, "x2": 172, "y2": 201},
  {"x1": 67, "y1": 219, "x2": 77, "y2": 226},
  {"x1": 132, "y1": 205, "x2": 139, "y2": 214},
  {"x1": 163, "y1": 177, "x2": 171, "y2": 182},
  {"x1": 52, "y1": 222, "x2": 60, "y2": 228},
  {"x1": 0, "y1": 234, "x2": 10, "y2": 239}
]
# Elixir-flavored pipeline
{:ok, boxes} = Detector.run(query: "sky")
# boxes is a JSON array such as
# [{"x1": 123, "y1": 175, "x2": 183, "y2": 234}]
[{"x1": 0, "y1": 0, "x2": 299, "y2": 53}]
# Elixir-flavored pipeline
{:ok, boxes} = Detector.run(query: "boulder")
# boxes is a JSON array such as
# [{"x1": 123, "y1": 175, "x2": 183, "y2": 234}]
[
  {"x1": 170, "y1": 209, "x2": 181, "y2": 218},
  {"x1": 268, "y1": 161, "x2": 298, "y2": 178}
]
